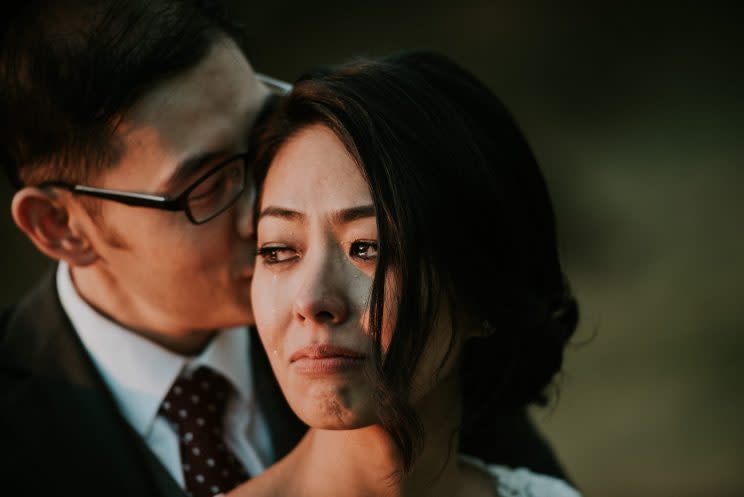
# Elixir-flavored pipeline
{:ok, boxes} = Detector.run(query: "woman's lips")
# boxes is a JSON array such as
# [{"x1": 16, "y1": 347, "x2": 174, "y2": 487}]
[{"x1": 289, "y1": 344, "x2": 366, "y2": 375}]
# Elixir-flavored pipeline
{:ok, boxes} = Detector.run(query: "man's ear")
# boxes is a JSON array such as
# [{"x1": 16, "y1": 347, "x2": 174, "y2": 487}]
[{"x1": 11, "y1": 187, "x2": 98, "y2": 267}]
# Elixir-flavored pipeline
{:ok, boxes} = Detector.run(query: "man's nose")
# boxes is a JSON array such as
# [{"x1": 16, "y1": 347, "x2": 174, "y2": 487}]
[
  {"x1": 293, "y1": 251, "x2": 351, "y2": 326},
  {"x1": 236, "y1": 181, "x2": 257, "y2": 239}
]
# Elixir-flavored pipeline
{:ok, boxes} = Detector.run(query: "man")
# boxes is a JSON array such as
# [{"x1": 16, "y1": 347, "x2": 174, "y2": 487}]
[{"x1": 0, "y1": 1, "x2": 566, "y2": 496}]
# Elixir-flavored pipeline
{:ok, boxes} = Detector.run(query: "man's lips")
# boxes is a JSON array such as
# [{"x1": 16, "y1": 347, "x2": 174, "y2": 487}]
[{"x1": 289, "y1": 344, "x2": 367, "y2": 375}]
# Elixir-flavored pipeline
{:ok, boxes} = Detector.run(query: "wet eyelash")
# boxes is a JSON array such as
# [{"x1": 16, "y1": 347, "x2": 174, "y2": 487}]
[
  {"x1": 257, "y1": 245, "x2": 298, "y2": 264},
  {"x1": 350, "y1": 240, "x2": 378, "y2": 261}
]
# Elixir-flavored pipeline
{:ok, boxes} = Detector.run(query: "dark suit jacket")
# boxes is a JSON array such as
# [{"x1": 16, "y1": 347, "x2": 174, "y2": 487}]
[
  {"x1": 0, "y1": 270, "x2": 564, "y2": 496},
  {"x1": 0, "y1": 270, "x2": 305, "y2": 497}
]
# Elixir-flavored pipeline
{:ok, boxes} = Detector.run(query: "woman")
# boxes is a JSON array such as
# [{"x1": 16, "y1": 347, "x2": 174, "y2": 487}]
[{"x1": 231, "y1": 51, "x2": 581, "y2": 497}]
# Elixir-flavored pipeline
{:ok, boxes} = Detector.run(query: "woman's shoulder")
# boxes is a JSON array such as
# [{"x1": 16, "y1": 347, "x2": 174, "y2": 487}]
[{"x1": 459, "y1": 455, "x2": 582, "y2": 497}]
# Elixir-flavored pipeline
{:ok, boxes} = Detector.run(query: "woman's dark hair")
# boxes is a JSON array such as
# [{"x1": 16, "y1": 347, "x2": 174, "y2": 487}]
[
  {"x1": 0, "y1": 0, "x2": 247, "y2": 188},
  {"x1": 254, "y1": 51, "x2": 578, "y2": 472}
]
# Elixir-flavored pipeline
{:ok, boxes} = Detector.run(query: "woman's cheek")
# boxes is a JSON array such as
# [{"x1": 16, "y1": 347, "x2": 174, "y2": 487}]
[{"x1": 252, "y1": 270, "x2": 280, "y2": 346}]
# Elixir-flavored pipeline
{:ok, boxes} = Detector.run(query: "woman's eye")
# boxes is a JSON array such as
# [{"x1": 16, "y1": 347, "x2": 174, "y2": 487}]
[
  {"x1": 257, "y1": 245, "x2": 298, "y2": 265},
  {"x1": 350, "y1": 240, "x2": 378, "y2": 261}
]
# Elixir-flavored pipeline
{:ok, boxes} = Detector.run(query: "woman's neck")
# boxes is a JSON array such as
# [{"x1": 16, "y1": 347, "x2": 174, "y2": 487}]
[{"x1": 279, "y1": 373, "x2": 488, "y2": 497}]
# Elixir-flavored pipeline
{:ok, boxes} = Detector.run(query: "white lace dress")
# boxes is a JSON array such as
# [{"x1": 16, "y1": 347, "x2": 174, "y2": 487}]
[{"x1": 460, "y1": 455, "x2": 583, "y2": 497}]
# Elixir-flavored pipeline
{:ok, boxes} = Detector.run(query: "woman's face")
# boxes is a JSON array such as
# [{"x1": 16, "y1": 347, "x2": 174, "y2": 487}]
[
  {"x1": 252, "y1": 124, "x2": 462, "y2": 429},
  {"x1": 252, "y1": 125, "x2": 379, "y2": 428}
]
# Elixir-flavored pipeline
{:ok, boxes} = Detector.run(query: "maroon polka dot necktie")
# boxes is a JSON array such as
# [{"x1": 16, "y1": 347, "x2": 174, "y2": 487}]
[{"x1": 159, "y1": 366, "x2": 249, "y2": 497}]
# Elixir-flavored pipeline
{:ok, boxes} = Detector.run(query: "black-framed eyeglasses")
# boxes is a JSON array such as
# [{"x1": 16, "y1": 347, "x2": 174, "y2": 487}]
[
  {"x1": 36, "y1": 73, "x2": 293, "y2": 225},
  {"x1": 40, "y1": 153, "x2": 252, "y2": 225}
]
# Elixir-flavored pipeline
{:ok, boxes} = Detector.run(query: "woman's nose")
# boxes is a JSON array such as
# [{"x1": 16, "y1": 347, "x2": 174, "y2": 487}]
[{"x1": 293, "y1": 252, "x2": 351, "y2": 326}]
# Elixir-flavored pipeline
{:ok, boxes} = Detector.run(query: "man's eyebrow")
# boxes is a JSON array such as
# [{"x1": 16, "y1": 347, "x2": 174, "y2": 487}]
[
  {"x1": 258, "y1": 205, "x2": 376, "y2": 224},
  {"x1": 162, "y1": 151, "x2": 223, "y2": 194}
]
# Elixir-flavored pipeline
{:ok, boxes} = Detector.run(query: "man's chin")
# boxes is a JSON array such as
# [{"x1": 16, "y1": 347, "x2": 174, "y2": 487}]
[
  {"x1": 217, "y1": 304, "x2": 254, "y2": 329},
  {"x1": 179, "y1": 305, "x2": 253, "y2": 332}
]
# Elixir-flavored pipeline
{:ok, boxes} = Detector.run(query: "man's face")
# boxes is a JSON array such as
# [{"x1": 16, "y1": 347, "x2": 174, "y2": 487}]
[{"x1": 73, "y1": 38, "x2": 268, "y2": 336}]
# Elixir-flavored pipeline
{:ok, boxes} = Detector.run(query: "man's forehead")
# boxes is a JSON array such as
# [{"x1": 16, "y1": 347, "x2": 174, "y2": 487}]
[
  {"x1": 123, "y1": 39, "x2": 264, "y2": 142},
  {"x1": 109, "y1": 39, "x2": 268, "y2": 190}
]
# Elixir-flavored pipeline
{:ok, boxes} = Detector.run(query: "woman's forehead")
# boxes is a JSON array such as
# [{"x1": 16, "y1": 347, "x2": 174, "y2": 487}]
[{"x1": 262, "y1": 124, "x2": 372, "y2": 213}]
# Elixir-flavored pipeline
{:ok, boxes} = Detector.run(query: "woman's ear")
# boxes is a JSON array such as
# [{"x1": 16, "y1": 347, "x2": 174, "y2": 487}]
[{"x1": 11, "y1": 187, "x2": 98, "y2": 267}]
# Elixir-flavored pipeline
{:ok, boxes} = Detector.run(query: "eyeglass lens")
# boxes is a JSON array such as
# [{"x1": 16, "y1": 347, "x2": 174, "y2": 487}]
[{"x1": 187, "y1": 157, "x2": 246, "y2": 223}]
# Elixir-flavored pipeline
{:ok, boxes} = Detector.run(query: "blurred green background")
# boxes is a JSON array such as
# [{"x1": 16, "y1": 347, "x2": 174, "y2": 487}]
[{"x1": 2, "y1": 2, "x2": 742, "y2": 496}]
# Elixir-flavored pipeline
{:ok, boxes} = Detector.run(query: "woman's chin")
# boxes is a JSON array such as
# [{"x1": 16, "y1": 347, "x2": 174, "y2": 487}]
[{"x1": 288, "y1": 382, "x2": 378, "y2": 430}]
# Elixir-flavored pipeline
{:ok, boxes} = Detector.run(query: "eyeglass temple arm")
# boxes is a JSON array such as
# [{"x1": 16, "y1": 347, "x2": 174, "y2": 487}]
[
  {"x1": 42, "y1": 182, "x2": 183, "y2": 210},
  {"x1": 255, "y1": 73, "x2": 293, "y2": 95}
]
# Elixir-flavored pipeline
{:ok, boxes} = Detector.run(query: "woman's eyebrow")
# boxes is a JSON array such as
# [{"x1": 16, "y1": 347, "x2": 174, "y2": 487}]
[
  {"x1": 258, "y1": 205, "x2": 375, "y2": 225},
  {"x1": 258, "y1": 206, "x2": 305, "y2": 222},
  {"x1": 329, "y1": 205, "x2": 375, "y2": 225}
]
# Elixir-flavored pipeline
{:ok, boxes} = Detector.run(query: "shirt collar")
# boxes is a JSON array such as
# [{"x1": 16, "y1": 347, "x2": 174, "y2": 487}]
[{"x1": 56, "y1": 262, "x2": 254, "y2": 436}]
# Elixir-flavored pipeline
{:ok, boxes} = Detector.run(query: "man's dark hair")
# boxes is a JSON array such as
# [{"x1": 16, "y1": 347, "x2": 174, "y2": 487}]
[
  {"x1": 0, "y1": 0, "x2": 247, "y2": 188},
  {"x1": 254, "y1": 51, "x2": 579, "y2": 473}
]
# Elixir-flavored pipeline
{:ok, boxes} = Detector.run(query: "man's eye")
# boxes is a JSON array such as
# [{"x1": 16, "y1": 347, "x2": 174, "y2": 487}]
[
  {"x1": 350, "y1": 241, "x2": 378, "y2": 261},
  {"x1": 190, "y1": 183, "x2": 224, "y2": 204},
  {"x1": 257, "y1": 245, "x2": 298, "y2": 265},
  {"x1": 188, "y1": 161, "x2": 243, "y2": 204},
  {"x1": 189, "y1": 172, "x2": 230, "y2": 202}
]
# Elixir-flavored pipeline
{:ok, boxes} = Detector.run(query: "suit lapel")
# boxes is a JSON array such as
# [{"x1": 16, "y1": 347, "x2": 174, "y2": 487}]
[{"x1": 0, "y1": 270, "x2": 185, "y2": 497}]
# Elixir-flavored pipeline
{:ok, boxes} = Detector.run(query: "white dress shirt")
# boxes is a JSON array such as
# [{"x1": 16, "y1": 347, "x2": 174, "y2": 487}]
[{"x1": 56, "y1": 262, "x2": 274, "y2": 486}]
